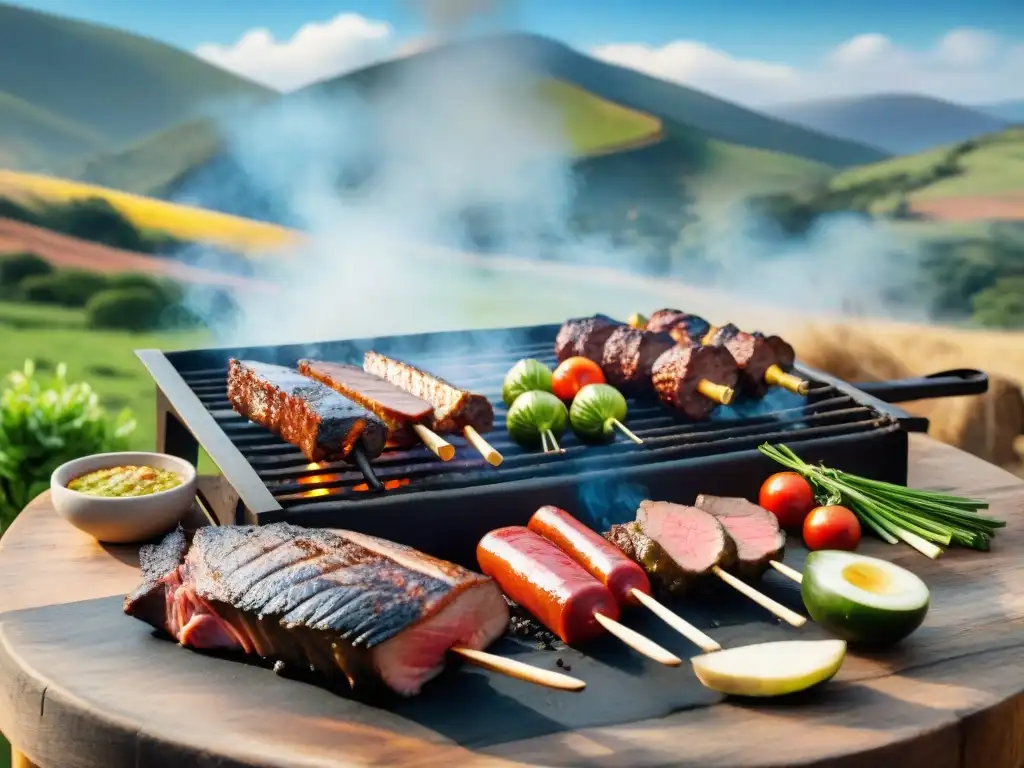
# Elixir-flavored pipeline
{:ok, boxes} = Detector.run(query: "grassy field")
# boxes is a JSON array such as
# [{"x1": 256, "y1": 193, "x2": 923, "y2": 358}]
[{"x1": 0, "y1": 169, "x2": 298, "y2": 253}]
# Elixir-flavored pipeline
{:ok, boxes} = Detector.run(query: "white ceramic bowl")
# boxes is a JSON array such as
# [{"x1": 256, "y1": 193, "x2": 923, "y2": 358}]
[{"x1": 50, "y1": 452, "x2": 197, "y2": 544}]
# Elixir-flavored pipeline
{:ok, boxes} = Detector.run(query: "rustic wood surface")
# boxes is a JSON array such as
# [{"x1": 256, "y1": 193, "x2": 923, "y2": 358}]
[{"x1": 3, "y1": 435, "x2": 1024, "y2": 768}]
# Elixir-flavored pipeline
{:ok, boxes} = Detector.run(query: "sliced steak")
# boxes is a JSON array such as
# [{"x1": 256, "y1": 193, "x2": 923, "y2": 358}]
[
  {"x1": 695, "y1": 494, "x2": 786, "y2": 580},
  {"x1": 651, "y1": 344, "x2": 739, "y2": 420},
  {"x1": 554, "y1": 314, "x2": 623, "y2": 364},
  {"x1": 601, "y1": 327, "x2": 675, "y2": 395},
  {"x1": 124, "y1": 523, "x2": 510, "y2": 698},
  {"x1": 227, "y1": 359, "x2": 387, "y2": 462}
]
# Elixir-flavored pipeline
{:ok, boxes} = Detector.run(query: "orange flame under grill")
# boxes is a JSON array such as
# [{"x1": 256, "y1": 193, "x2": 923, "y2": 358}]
[{"x1": 293, "y1": 463, "x2": 411, "y2": 498}]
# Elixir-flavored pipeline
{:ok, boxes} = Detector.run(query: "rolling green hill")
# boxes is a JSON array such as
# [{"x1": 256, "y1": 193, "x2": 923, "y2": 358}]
[{"x1": 0, "y1": 2, "x2": 275, "y2": 169}]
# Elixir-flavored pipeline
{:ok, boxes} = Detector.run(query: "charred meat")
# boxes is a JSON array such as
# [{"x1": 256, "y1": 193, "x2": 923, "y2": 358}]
[
  {"x1": 227, "y1": 359, "x2": 387, "y2": 463},
  {"x1": 646, "y1": 309, "x2": 712, "y2": 347},
  {"x1": 601, "y1": 326, "x2": 675, "y2": 395},
  {"x1": 298, "y1": 359, "x2": 433, "y2": 447},
  {"x1": 703, "y1": 324, "x2": 778, "y2": 398},
  {"x1": 124, "y1": 523, "x2": 510, "y2": 698},
  {"x1": 554, "y1": 314, "x2": 623, "y2": 364},
  {"x1": 695, "y1": 494, "x2": 786, "y2": 580},
  {"x1": 606, "y1": 502, "x2": 736, "y2": 596},
  {"x1": 363, "y1": 351, "x2": 494, "y2": 434},
  {"x1": 651, "y1": 344, "x2": 740, "y2": 420}
]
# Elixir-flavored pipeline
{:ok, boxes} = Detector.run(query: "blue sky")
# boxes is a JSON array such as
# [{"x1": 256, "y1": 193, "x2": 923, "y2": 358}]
[{"x1": 11, "y1": 0, "x2": 1024, "y2": 104}]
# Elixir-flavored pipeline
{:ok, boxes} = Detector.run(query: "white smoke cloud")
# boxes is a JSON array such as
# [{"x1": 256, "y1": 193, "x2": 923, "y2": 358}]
[{"x1": 592, "y1": 28, "x2": 1023, "y2": 106}]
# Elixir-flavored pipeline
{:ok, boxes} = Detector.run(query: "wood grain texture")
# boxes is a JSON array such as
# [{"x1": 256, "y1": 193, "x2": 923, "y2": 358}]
[{"x1": 2, "y1": 435, "x2": 1024, "y2": 767}]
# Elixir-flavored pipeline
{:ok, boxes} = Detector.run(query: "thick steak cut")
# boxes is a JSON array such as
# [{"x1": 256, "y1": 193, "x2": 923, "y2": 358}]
[
  {"x1": 124, "y1": 523, "x2": 509, "y2": 698},
  {"x1": 695, "y1": 494, "x2": 786, "y2": 580}
]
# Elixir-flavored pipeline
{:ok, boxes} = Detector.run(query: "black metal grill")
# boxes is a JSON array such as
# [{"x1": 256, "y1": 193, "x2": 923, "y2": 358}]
[{"x1": 137, "y1": 322, "x2": 923, "y2": 565}]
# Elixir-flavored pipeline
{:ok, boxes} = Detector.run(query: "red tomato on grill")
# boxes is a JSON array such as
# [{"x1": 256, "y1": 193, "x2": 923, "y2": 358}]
[
  {"x1": 758, "y1": 472, "x2": 816, "y2": 529},
  {"x1": 552, "y1": 357, "x2": 606, "y2": 401},
  {"x1": 803, "y1": 505, "x2": 862, "y2": 551}
]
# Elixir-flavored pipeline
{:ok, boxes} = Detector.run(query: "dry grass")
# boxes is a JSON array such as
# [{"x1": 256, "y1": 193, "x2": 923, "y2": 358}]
[
  {"x1": 793, "y1": 321, "x2": 1024, "y2": 473},
  {"x1": 0, "y1": 169, "x2": 300, "y2": 254}
]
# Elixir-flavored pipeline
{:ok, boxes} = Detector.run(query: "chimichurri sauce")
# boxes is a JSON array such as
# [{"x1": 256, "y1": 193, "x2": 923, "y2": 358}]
[{"x1": 68, "y1": 465, "x2": 183, "y2": 498}]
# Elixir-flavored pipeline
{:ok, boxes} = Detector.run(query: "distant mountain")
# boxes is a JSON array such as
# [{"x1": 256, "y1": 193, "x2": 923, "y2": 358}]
[
  {"x1": 0, "y1": 2, "x2": 275, "y2": 170},
  {"x1": 978, "y1": 101, "x2": 1024, "y2": 124},
  {"x1": 764, "y1": 94, "x2": 1008, "y2": 155}
]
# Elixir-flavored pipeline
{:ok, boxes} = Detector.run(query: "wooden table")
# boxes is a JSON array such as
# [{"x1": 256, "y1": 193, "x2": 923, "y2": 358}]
[{"x1": 3, "y1": 435, "x2": 1024, "y2": 768}]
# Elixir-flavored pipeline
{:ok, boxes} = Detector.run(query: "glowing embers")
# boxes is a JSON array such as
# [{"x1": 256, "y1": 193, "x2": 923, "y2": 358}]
[{"x1": 283, "y1": 463, "x2": 411, "y2": 500}]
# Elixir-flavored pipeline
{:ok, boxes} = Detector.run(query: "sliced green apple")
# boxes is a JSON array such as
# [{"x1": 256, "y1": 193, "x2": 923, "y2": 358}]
[
  {"x1": 801, "y1": 550, "x2": 930, "y2": 646},
  {"x1": 692, "y1": 639, "x2": 847, "y2": 697}
]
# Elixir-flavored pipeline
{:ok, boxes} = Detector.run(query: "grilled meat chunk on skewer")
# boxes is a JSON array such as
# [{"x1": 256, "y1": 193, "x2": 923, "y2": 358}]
[
  {"x1": 363, "y1": 351, "x2": 494, "y2": 434},
  {"x1": 646, "y1": 309, "x2": 712, "y2": 346},
  {"x1": 555, "y1": 314, "x2": 623, "y2": 364},
  {"x1": 753, "y1": 331, "x2": 796, "y2": 370},
  {"x1": 298, "y1": 360, "x2": 432, "y2": 447},
  {"x1": 695, "y1": 494, "x2": 786, "y2": 580},
  {"x1": 227, "y1": 359, "x2": 386, "y2": 462},
  {"x1": 651, "y1": 344, "x2": 739, "y2": 420},
  {"x1": 605, "y1": 502, "x2": 736, "y2": 596},
  {"x1": 601, "y1": 326, "x2": 676, "y2": 395},
  {"x1": 702, "y1": 324, "x2": 780, "y2": 398},
  {"x1": 124, "y1": 523, "x2": 510, "y2": 698}
]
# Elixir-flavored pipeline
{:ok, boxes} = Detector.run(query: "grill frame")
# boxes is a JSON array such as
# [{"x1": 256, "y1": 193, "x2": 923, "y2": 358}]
[{"x1": 137, "y1": 322, "x2": 920, "y2": 565}]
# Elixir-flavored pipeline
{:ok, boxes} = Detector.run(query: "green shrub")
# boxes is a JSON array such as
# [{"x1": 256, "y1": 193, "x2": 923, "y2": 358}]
[
  {"x1": 972, "y1": 277, "x2": 1024, "y2": 329},
  {"x1": 85, "y1": 287, "x2": 166, "y2": 332},
  {"x1": 0, "y1": 360, "x2": 135, "y2": 532},
  {"x1": 37, "y1": 196, "x2": 147, "y2": 251},
  {"x1": 17, "y1": 269, "x2": 110, "y2": 307},
  {"x1": 0, "y1": 252, "x2": 53, "y2": 287},
  {"x1": 104, "y1": 272, "x2": 184, "y2": 305}
]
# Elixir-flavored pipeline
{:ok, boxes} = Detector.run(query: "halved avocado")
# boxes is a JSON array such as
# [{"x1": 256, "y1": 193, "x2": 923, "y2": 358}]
[
  {"x1": 692, "y1": 639, "x2": 847, "y2": 697},
  {"x1": 801, "y1": 550, "x2": 930, "y2": 646}
]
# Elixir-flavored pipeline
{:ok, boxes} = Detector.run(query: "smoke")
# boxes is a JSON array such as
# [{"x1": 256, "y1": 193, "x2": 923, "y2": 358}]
[{"x1": 173, "y1": 15, "x2": 935, "y2": 351}]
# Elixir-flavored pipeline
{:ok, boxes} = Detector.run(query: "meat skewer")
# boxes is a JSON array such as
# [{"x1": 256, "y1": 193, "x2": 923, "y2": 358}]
[
  {"x1": 298, "y1": 359, "x2": 456, "y2": 462},
  {"x1": 477, "y1": 526, "x2": 683, "y2": 666},
  {"x1": 363, "y1": 351, "x2": 502, "y2": 466},
  {"x1": 227, "y1": 359, "x2": 387, "y2": 490},
  {"x1": 126, "y1": 523, "x2": 585, "y2": 695},
  {"x1": 646, "y1": 310, "x2": 809, "y2": 397},
  {"x1": 528, "y1": 505, "x2": 721, "y2": 653},
  {"x1": 695, "y1": 494, "x2": 798, "y2": 582},
  {"x1": 556, "y1": 316, "x2": 737, "y2": 417},
  {"x1": 606, "y1": 501, "x2": 807, "y2": 628}
]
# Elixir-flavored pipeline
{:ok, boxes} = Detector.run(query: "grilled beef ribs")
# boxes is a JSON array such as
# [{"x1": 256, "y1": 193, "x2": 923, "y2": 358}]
[
  {"x1": 605, "y1": 503, "x2": 736, "y2": 596},
  {"x1": 695, "y1": 495, "x2": 786, "y2": 580},
  {"x1": 554, "y1": 314, "x2": 623, "y2": 364},
  {"x1": 703, "y1": 324, "x2": 778, "y2": 398},
  {"x1": 227, "y1": 359, "x2": 387, "y2": 463},
  {"x1": 124, "y1": 523, "x2": 510, "y2": 698},
  {"x1": 646, "y1": 309, "x2": 712, "y2": 346},
  {"x1": 298, "y1": 359, "x2": 433, "y2": 447},
  {"x1": 650, "y1": 344, "x2": 739, "y2": 420},
  {"x1": 363, "y1": 352, "x2": 494, "y2": 434},
  {"x1": 601, "y1": 327, "x2": 675, "y2": 395}
]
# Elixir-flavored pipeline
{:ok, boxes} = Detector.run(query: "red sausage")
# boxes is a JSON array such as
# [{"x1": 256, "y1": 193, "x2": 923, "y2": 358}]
[
  {"x1": 476, "y1": 526, "x2": 620, "y2": 645},
  {"x1": 528, "y1": 505, "x2": 652, "y2": 606}
]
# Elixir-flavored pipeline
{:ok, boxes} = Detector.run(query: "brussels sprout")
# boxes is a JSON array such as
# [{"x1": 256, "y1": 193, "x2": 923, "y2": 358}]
[
  {"x1": 569, "y1": 383, "x2": 643, "y2": 444},
  {"x1": 502, "y1": 358, "x2": 553, "y2": 407},
  {"x1": 506, "y1": 390, "x2": 568, "y2": 452}
]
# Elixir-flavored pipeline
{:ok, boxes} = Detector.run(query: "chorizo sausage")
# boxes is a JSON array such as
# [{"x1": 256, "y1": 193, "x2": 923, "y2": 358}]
[
  {"x1": 476, "y1": 526, "x2": 620, "y2": 645},
  {"x1": 528, "y1": 505, "x2": 652, "y2": 606}
]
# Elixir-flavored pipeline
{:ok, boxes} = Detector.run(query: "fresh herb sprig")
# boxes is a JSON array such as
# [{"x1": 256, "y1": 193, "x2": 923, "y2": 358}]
[{"x1": 758, "y1": 443, "x2": 1004, "y2": 559}]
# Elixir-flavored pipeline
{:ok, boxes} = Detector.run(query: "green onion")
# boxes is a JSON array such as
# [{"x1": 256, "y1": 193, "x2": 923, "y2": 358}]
[{"x1": 758, "y1": 443, "x2": 1004, "y2": 559}]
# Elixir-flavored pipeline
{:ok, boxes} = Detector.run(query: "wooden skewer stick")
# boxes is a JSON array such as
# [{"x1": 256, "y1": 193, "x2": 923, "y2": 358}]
[
  {"x1": 630, "y1": 588, "x2": 721, "y2": 653},
  {"x1": 545, "y1": 429, "x2": 564, "y2": 454},
  {"x1": 412, "y1": 424, "x2": 456, "y2": 461},
  {"x1": 764, "y1": 364, "x2": 810, "y2": 396},
  {"x1": 463, "y1": 425, "x2": 503, "y2": 466},
  {"x1": 697, "y1": 379, "x2": 735, "y2": 406},
  {"x1": 450, "y1": 647, "x2": 586, "y2": 691},
  {"x1": 593, "y1": 612, "x2": 683, "y2": 666},
  {"x1": 769, "y1": 560, "x2": 803, "y2": 584},
  {"x1": 711, "y1": 566, "x2": 807, "y2": 628},
  {"x1": 610, "y1": 418, "x2": 644, "y2": 445}
]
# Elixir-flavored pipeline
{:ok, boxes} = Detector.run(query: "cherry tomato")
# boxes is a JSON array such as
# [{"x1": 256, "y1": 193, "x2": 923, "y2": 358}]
[
  {"x1": 758, "y1": 472, "x2": 817, "y2": 529},
  {"x1": 803, "y1": 505, "x2": 862, "y2": 551},
  {"x1": 552, "y1": 357, "x2": 606, "y2": 401}
]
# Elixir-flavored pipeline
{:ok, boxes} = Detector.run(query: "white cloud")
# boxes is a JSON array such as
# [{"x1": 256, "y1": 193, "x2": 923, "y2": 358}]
[
  {"x1": 592, "y1": 28, "x2": 1023, "y2": 106},
  {"x1": 195, "y1": 13, "x2": 396, "y2": 92}
]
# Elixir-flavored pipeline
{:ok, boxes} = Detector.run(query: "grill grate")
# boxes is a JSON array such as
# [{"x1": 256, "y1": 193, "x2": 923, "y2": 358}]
[{"x1": 137, "y1": 323, "x2": 913, "y2": 565}]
